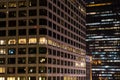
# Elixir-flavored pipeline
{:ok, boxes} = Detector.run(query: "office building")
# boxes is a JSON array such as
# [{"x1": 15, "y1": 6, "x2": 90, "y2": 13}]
[
  {"x1": 86, "y1": 0, "x2": 120, "y2": 80},
  {"x1": 0, "y1": 0, "x2": 86, "y2": 80}
]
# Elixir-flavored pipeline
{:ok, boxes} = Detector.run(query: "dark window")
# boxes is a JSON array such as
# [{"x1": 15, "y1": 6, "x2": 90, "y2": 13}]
[
  {"x1": 8, "y1": 48, "x2": 16, "y2": 55},
  {"x1": 7, "y1": 67, "x2": 15, "y2": 74},
  {"x1": 29, "y1": 9, "x2": 37, "y2": 16},
  {"x1": 28, "y1": 29, "x2": 37, "y2": 35},
  {"x1": 17, "y1": 67, "x2": 26, "y2": 73},
  {"x1": 28, "y1": 77, "x2": 36, "y2": 80},
  {"x1": 0, "y1": 58, "x2": 5, "y2": 64},
  {"x1": 18, "y1": 48, "x2": 26, "y2": 54},
  {"x1": 8, "y1": 11, "x2": 16, "y2": 18},
  {"x1": 39, "y1": 47, "x2": 47, "y2": 54},
  {"x1": 18, "y1": 10, "x2": 27, "y2": 17},
  {"x1": 18, "y1": 57, "x2": 26, "y2": 64},
  {"x1": 8, "y1": 20, "x2": 16, "y2": 27},
  {"x1": 18, "y1": 20, "x2": 27, "y2": 26},
  {"x1": 8, "y1": 58, "x2": 16, "y2": 64},
  {"x1": 28, "y1": 47, "x2": 36, "y2": 54},
  {"x1": 18, "y1": 29, "x2": 26, "y2": 36},
  {"x1": 28, "y1": 57, "x2": 36, "y2": 64},
  {"x1": 39, "y1": 66, "x2": 47, "y2": 73},
  {"x1": 29, "y1": 19, "x2": 37, "y2": 26},
  {"x1": 39, "y1": 19, "x2": 47, "y2": 25},
  {"x1": 39, "y1": 0, "x2": 47, "y2": 6},
  {"x1": 39, "y1": 9, "x2": 47, "y2": 16},
  {"x1": 0, "y1": 12, "x2": 6, "y2": 18},
  {"x1": 0, "y1": 21, "x2": 6, "y2": 27},
  {"x1": 8, "y1": 30, "x2": 16, "y2": 36},
  {"x1": 39, "y1": 28, "x2": 47, "y2": 35},
  {"x1": 0, "y1": 30, "x2": 6, "y2": 36}
]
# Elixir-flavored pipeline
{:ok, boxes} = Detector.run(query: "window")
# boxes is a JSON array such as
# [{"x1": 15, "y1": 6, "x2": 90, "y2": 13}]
[
  {"x1": 17, "y1": 67, "x2": 26, "y2": 73},
  {"x1": 0, "y1": 77, "x2": 5, "y2": 80},
  {"x1": 0, "y1": 40, "x2": 6, "y2": 45},
  {"x1": 39, "y1": 0, "x2": 47, "y2": 6},
  {"x1": 29, "y1": 10, "x2": 37, "y2": 16},
  {"x1": 18, "y1": 1, "x2": 27, "y2": 7},
  {"x1": 18, "y1": 48, "x2": 26, "y2": 54},
  {"x1": 39, "y1": 9, "x2": 47, "y2": 16},
  {"x1": 0, "y1": 49, "x2": 6, "y2": 54},
  {"x1": 8, "y1": 2, "x2": 17, "y2": 8},
  {"x1": 8, "y1": 20, "x2": 16, "y2": 27},
  {"x1": 28, "y1": 57, "x2": 36, "y2": 64},
  {"x1": 0, "y1": 12, "x2": 6, "y2": 18},
  {"x1": 29, "y1": 0, "x2": 37, "y2": 7},
  {"x1": 8, "y1": 30, "x2": 16, "y2": 36},
  {"x1": 18, "y1": 20, "x2": 27, "y2": 26},
  {"x1": 0, "y1": 30, "x2": 6, "y2": 36},
  {"x1": 39, "y1": 77, "x2": 46, "y2": 80},
  {"x1": 29, "y1": 38, "x2": 37, "y2": 44},
  {"x1": 28, "y1": 29, "x2": 37, "y2": 35},
  {"x1": 39, "y1": 19, "x2": 47, "y2": 25},
  {"x1": 18, "y1": 29, "x2": 26, "y2": 36},
  {"x1": 0, "y1": 21, "x2": 6, "y2": 28},
  {"x1": 7, "y1": 67, "x2": 15, "y2": 74},
  {"x1": 8, "y1": 48, "x2": 16, "y2": 55},
  {"x1": 8, "y1": 39, "x2": 16, "y2": 45},
  {"x1": 18, "y1": 38, "x2": 26, "y2": 44},
  {"x1": 28, "y1": 77, "x2": 36, "y2": 80},
  {"x1": 39, "y1": 57, "x2": 47, "y2": 63},
  {"x1": 17, "y1": 77, "x2": 26, "y2": 80},
  {"x1": 29, "y1": 19, "x2": 37, "y2": 26},
  {"x1": 28, "y1": 47, "x2": 36, "y2": 54},
  {"x1": 7, "y1": 77, "x2": 15, "y2": 80},
  {"x1": 28, "y1": 67, "x2": 36, "y2": 73},
  {"x1": 39, "y1": 47, "x2": 47, "y2": 54},
  {"x1": 19, "y1": 10, "x2": 27, "y2": 17},
  {"x1": 39, "y1": 28, "x2": 47, "y2": 35},
  {"x1": 0, "y1": 67, "x2": 5, "y2": 73},
  {"x1": 39, "y1": 67, "x2": 47, "y2": 73},
  {"x1": 8, "y1": 58, "x2": 16, "y2": 64},
  {"x1": 18, "y1": 57, "x2": 26, "y2": 64},
  {"x1": 8, "y1": 11, "x2": 16, "y2": 18},
  {"x1": 0, "y1": 58, "x2": 5, "y2": 64},
  {"x1": 0, "y1": 2, "x2": 6, "y2": 9},
  {"x1": 39, "y1": 37, "x2": 47, "y2": 44}
]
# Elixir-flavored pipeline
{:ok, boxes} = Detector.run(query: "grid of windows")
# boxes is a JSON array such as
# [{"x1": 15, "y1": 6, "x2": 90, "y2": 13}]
[{"x1": 0, "y1": 0, "x2": 86, "y2": 80}]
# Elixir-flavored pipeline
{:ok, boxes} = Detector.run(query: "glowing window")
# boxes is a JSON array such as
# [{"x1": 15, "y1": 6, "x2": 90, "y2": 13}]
[
  {"x1": 39, "y1": 37, "x2": 47, "y2": 44},
  {"x1": 17, "y1": 77, "x2": 26, "y2": 80},
  {"x1": 0, "y1": 67, "x2": 5, "y2": 73},
  {"x1": 0, "y1": 77, "x2": 5, "y2": 80},
  {"x1": 8, "y1": 39, "x2": 16, "y2": 45},
  {"x1": 48, "y1": 39, "x2": 52, "y2": 45},
  {"x1": 8, "y1": 2, "x2": 17, "y2": 8},
  {"x1": 0, "y1": 49, "x2": 6, "y2": 54},
  {"x1": 0, "y1": 40, "x2": 6, "y2": 45},
  {"x1": 29, "y1": 38, "x2": 37, "y2": 44},
  {"x1": 7, "y1": 77, "x2": 15, "y2": 80},
  {"x1": 19, "y1": 39, "x2": 26, "y2": 44}
]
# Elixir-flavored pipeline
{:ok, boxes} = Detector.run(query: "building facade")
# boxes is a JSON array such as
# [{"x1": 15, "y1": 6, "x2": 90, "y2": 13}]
[
  {"x1": 86, "y1": 0, "x2": 120, "y2": 80},
  {"x1": 0, "y1": 0, "x2": 86, "y2": 80}
]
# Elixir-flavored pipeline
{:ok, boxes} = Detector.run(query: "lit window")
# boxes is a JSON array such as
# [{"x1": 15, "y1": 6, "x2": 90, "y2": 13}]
[
  {"x1": 0, "y1": 77, "x2": 5, "y2": 80},
  {"x1": 18, "y1": 38, "x2": 26, "y2": 44},
  {"x1": 0, "y1": 67, "x2": 5, "y2": 73},
  {"x1": 0, "y1": 40, "x2": 6, "y2": 45},
  {"x1": 8, "y1": 2, "x2": 17, "y2": 8},
  {"x1": 39, "y1": 57, "x2": 47, "y2": 63},
  {"x1": 7, "y1": 77, "x2": 15, "y2": 80},
  {"x1": 0, "y1": 49, "x2": 6, "y2": 54},
  {"x1": 29, "y1": 38, "x2": 37, "y2": 44},
  {"x1": 39, "y1": 37, "x2": 47, "y2": 44},
  {"x1": 8, "y1": 39, "x2": 16, "y2": 45},
  {"x1": 17, "y1": 77, "x2": 26, "y2": 80},
  {"x1": 48, "y1": 39, "x2": 53, "y2": 45},
  {"x1": 39, "y1": 77, "x2": 46, "y2": 80},
  {"x1": 8, "y1": 48, "x2": 15, "y2": 55}
]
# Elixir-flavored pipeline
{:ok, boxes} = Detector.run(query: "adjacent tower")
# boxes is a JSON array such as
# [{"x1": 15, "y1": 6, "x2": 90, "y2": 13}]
[
  {"x1": 0, "y1": 0, "x2": 86, "y2": 80},
  {"x1": 86, "y1": 0, "x2": 120, "y2": 80}
]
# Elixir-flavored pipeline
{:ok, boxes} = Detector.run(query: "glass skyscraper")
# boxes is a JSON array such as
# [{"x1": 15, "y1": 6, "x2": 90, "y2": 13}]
[
  {"x1": 86, "y1": 0, "x2": 120, "y2": 80},
  {"x1": 0, "y1": 0, "x2": 86, "y2": 80}
]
